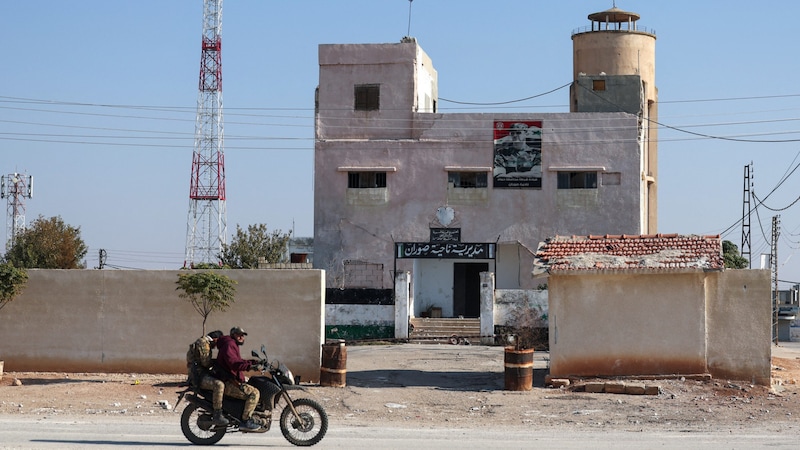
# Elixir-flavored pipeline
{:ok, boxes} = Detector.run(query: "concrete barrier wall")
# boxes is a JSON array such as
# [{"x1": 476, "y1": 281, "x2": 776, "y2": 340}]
[{"x1": 0, "y1": 269, "x2": 325, "y2": 383}]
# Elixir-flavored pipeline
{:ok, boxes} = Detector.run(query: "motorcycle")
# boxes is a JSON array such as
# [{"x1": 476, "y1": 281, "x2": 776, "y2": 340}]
[{"x1": 176, "y1": 344, "x2": 329, "y2": 446}]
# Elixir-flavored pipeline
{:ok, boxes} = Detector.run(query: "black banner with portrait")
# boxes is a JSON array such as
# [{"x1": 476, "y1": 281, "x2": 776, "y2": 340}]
[{"x1": 493, "y1": 120, "x2": 542, "y2": 188}]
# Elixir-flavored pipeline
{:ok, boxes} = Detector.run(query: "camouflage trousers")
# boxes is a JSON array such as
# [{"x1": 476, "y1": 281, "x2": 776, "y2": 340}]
[
  {"x1": 223, "y1": 380, "x2": 260, "y2": 420},
  {"x1": 197, "y1": 374, "x2": 225, "y2": 411}
]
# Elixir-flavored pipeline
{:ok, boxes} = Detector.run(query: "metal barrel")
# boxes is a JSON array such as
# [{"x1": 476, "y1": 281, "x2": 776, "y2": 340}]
[
  {"x1": 504, "y1": 347, "x2": 534, "y2": 391},
  {"x1": 320, "y1": 341, "x2": 347, "y2": 387}
]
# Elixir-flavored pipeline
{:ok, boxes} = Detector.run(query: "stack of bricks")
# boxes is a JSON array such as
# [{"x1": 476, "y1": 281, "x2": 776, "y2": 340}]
[{"x1": 546, "y1": 375, "x2": 660, "y2": 395}]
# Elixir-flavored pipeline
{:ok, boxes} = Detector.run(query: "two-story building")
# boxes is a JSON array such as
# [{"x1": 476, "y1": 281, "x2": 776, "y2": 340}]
[{"x1": 314, "y1": 7, "x2": 658, "y2": 322}]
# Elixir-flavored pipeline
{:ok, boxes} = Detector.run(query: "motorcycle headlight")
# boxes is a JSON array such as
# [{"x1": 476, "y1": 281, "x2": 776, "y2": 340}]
[{"x1": 278, "y1": 362, "x2": 295, "y2": 385}]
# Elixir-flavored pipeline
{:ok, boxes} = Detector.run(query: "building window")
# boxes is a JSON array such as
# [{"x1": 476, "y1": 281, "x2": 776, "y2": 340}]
[
  {"x1": 354, "y1": 84, "x2": 380, "y2": 111},
  {"x1": 557, "y1": 172, "x2": 597, "y2": 189},
  {"x1": 592, "y1": 79, "x2": 606, "y2": 91},
  {"x1": 348, "y1": 171, "x2": 386, "y2": 188},
  {"x1": 448, "y1": 171, "x2": 488, "y2": 188}
]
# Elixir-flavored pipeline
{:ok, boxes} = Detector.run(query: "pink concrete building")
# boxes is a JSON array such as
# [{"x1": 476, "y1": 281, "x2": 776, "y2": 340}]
[{"x1": 314, "y1": 7, "x2": 657, "y2": 321}]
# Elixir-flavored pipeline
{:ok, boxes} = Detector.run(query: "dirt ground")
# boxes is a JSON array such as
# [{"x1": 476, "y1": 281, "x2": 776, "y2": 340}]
[{"x1": 1, "y1": 343, "x2": 799, "y2": 433}]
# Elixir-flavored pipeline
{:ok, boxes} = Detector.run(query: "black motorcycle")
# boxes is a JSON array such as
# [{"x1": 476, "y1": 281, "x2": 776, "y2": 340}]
[{"x1": 176, "y1": 345, "x2": 328, "y2": 446}]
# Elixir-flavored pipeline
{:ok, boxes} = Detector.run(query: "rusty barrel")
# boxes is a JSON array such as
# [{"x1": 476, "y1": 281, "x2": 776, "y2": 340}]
[
  {"x1": 320, "y1": 341, "x2": 347, "y2": 387},
  {"x1": 504, "y1": 347, "x2": 534, "y2": 391}
]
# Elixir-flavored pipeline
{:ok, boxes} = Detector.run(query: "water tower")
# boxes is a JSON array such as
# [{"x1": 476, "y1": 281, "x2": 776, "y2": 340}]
[{"x1": 571, "y1": 6, "x2": 658, "y2": 234}]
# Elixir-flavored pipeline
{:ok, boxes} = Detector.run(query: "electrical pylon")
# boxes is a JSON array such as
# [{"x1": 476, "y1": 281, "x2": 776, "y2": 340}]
[
  {"x1": 1, "y1": 172, "x2": 33, "y2": 251},
  {"x1": 185, "y1": 0, "x2": 227, "y2": 267}
]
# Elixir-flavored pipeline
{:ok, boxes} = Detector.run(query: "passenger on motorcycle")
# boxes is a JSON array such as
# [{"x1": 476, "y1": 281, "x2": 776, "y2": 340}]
[
  {"x1": 186, "y1": 330, "x2": 228, "y2": 426},
  {"x1": 214, "y1": 326, "x2": 263, "y2": 431}
]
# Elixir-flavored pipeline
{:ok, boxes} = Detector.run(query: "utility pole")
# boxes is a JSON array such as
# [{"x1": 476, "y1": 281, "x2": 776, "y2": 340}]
[
  {"x1": 1, "y1": 172, "x2": 33, "y2": 251},
  {"x1": 771, "y1": 215, "x2": 780, "y2": 344},
  {"x1": 741, "y1": 163, "x2": 752, "y2": 268},
  {"x1": 185, "y1": 0, "x2": 227, "y2": 267}
]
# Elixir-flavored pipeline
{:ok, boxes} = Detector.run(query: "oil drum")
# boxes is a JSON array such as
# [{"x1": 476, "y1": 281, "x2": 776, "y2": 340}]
[
  {"x1": 504, "y1": 347, "x2": 534, "y2": 391},
  {"x1": 320, "y1": 341, "x2": 347, "y2": 387}
]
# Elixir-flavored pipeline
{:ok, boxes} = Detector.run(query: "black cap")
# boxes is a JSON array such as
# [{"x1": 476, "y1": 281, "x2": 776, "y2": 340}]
[{"x1": 230, "y1": 326, "x2": 247, "y2": 336}]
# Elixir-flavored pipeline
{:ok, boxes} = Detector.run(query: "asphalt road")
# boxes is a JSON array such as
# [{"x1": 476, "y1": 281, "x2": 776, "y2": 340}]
[{"x1": 0, "y1": 416, "x2": 798, "y2": 449}]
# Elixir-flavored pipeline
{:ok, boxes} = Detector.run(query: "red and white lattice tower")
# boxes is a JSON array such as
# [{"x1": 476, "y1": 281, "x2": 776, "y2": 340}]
[
  {"x1": 185, "y1": 0, "x2": 227, "y2": 267},
  {"x1": 1, "y1": 172, "x2": 33, "y2": 251}
]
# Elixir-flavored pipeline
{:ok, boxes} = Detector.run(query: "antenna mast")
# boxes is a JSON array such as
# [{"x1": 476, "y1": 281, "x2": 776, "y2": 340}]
[
  {"x1": 407, "y1": 0, "x2": 413, "y2": 37},
  {"x1": 1, "y1": 172, "x2": 33, "y2": 251},
  {"x1": 185, "y1": 0, "x2": 227, "y2": 267}
]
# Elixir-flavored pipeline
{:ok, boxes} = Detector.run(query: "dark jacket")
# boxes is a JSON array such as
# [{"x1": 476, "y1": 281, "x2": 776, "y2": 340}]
[{"x1": 214, "y1": 335, "x2": 253, "y2": 383}]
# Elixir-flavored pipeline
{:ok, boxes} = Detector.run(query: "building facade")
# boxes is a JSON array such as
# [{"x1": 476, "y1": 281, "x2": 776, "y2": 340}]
[{"x1": 314, "y1": 8, "x2": 657, "y2": 320}]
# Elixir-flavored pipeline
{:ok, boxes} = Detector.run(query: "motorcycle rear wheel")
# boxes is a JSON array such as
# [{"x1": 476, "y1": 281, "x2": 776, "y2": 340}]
[
  {"x1": 180, "y1": 403, "x2": 226, "y2": 445},
  {"x1": 279, "y1": 398, "x2": 328, "y2": 446}
]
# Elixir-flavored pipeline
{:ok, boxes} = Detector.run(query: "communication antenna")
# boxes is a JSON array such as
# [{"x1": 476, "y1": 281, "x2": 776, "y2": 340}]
[
  {"x1": 1, "y1": 172, "x2": 33, "y2": 251},
  {"x1": 407, "y1": 0, "x2": 413, "y2": 37},
  {"x1": 185, "y1": 0, "x2": 227, "y2": 267}
]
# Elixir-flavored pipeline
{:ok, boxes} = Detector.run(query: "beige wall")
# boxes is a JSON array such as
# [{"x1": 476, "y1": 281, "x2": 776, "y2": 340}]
[
  {"x1": 706, "y1": 270, "x2": 772, "y2": 385},
  {"x1": 0, "y1": 269, "x2": 326, "y2": 382},
  {"x1": 548, "y1": 269, "x2": 772, "y2": 385}
]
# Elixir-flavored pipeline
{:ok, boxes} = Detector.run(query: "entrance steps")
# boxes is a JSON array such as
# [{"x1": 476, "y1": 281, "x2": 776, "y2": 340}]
[{"x1": 408, "y1": 317, "x2": 481, "y2": 344}]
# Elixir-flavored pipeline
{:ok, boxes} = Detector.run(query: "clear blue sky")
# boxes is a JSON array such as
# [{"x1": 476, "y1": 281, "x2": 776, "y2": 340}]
[{"x1": 3, "y1": 0, "x2": 800, "y2": 284}]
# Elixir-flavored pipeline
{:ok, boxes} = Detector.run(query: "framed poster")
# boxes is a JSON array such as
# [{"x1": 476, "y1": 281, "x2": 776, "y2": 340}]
[{"x1": 493, "y1": 120, "x2": 542, "y2": 188}]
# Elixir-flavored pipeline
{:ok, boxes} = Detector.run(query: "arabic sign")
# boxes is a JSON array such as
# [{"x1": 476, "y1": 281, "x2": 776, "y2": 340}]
[
  {"x1": 395, "y1": 242, "x2": 495, "y2": 259},
  {"x1": 430, "y1": 228, "x2": 461, "y2": 243}
]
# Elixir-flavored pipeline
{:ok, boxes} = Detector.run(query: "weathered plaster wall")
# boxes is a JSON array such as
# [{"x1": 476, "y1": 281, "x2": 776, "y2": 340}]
[
  {"x1": 549, "y1": 272, "x2": 708, "y2": 376},
  {"x1": 314, "y1": 112, "x2": 642, "y2": 291},
  {"x1": 0, "y1": 269, "x2": 325, "y2": 382},
  {"x1": 706, "y1": 269, "x2": 771, "y2": 384},
  {"x1": 494, "y1": 289, "x2": 549, "y2": 326},
  {"x1": 547, "y1": 270, "x2": 772, "y2": 384}
]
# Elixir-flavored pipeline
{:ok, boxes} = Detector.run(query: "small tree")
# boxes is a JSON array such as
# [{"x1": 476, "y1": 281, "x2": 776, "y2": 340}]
[
  {"x1": 176, "y1": 270, "x2": 237, "y2": 334},
  {"x1": 0, "y1": 261, "x2": 28, "y2": 313},
  {"x1": 220, "y1": 223, "x2": 292, "y2": 269},
  {"x1": 5, "y1": 215, "x2": 88, "y2": 269},
  {"x1": 723, "y1": 240, "x2": 748, "y2": 269}
]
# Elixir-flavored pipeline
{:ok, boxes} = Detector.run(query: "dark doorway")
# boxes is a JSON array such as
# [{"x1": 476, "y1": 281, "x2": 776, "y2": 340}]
[{"x1": 453, "y1": 263, "x2": 488, "y2": 318}]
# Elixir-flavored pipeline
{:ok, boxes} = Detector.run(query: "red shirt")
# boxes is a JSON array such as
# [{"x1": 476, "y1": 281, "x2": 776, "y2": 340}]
[{"x1": 214, "y1": 335, "x2": 252, "y2": 383}]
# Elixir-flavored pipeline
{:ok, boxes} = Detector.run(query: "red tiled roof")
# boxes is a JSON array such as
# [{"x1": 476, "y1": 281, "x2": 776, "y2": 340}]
[{"x1": 533, "y1": 234, "x2": 724, "y2": 273}]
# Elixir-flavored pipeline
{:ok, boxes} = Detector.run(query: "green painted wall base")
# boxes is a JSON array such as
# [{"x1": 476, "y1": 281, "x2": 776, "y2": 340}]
[{"x1": 326, "y1": 325, "x2": 394, "y2": 342}]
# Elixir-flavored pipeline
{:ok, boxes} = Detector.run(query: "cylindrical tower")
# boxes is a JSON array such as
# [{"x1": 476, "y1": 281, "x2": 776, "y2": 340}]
[{"x1": 571, "y1": 6, "x2": 658, "y2": 234}]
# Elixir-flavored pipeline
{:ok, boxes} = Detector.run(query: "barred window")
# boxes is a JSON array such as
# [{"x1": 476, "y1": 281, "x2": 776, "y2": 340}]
[
  {"x1": 348, "y1": 171, "x2": 387, "y2": 188},
  {"x1": 448, "y1": 171, "x2": 488, "y2": 188},
  {"x1": 354, "y1": 84, "x2": 380, "y2": 111},
  {"x1": 557, "y1": 171, "x2": 597, "y2": 189}
]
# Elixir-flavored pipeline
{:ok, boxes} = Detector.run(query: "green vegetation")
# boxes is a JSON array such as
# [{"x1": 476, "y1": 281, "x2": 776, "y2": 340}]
[
  {"x1": 4, "y1": 215, "x2": 88, "y2": 269},
  {"x1": 0, "y1": 262, "x2": 28, "y2": 313},
  {"x1": 176, "y1": 270, "x2": 237, "y2": 334},
  {"x1": 722, "y1": 240, "x2": 748, "y2": 269},
  {"x1": 220, "y1": 223, "x2": 291, "y2": 269}
]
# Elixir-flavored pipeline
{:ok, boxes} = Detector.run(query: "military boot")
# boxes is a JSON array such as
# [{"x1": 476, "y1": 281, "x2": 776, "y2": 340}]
[{"x1": 212, "y1": 410, "x2": 229, "y2": 426}]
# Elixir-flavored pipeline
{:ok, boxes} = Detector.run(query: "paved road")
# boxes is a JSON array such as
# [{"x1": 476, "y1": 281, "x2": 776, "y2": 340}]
[
  {"x1": 2, "y1": 341, "x2": 797, "y2": 449},
  {"x1": 0, "y1": 416, "x2": 798, "y2": 449}
]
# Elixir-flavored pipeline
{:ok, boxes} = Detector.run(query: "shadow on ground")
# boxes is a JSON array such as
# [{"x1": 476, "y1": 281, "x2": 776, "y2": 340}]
[{"x1": 345, "y1": 368, "x2": 550, "y2": 391}]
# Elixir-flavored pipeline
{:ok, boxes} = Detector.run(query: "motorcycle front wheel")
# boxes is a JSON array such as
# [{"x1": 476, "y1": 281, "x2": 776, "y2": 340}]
[
  {"x1": 279, "y1": 398, "x2": 329, "y2": 446},
  {"x1": 180, "y1": 403, "x2": 226, "y2": 445}
]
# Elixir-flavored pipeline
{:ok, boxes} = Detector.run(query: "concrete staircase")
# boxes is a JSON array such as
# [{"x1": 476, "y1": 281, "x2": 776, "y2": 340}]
[{"x1": 408, "y1": 317, "x2": 482, "y2": 344}]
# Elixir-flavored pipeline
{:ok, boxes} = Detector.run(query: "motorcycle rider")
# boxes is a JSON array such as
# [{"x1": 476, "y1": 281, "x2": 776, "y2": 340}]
[
  {"x1": 214, "y1": 326, "x2": 263, "y2": 431},
  {"x1": 186, "y1": 330, "x2": 228, "y2": 426}
]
